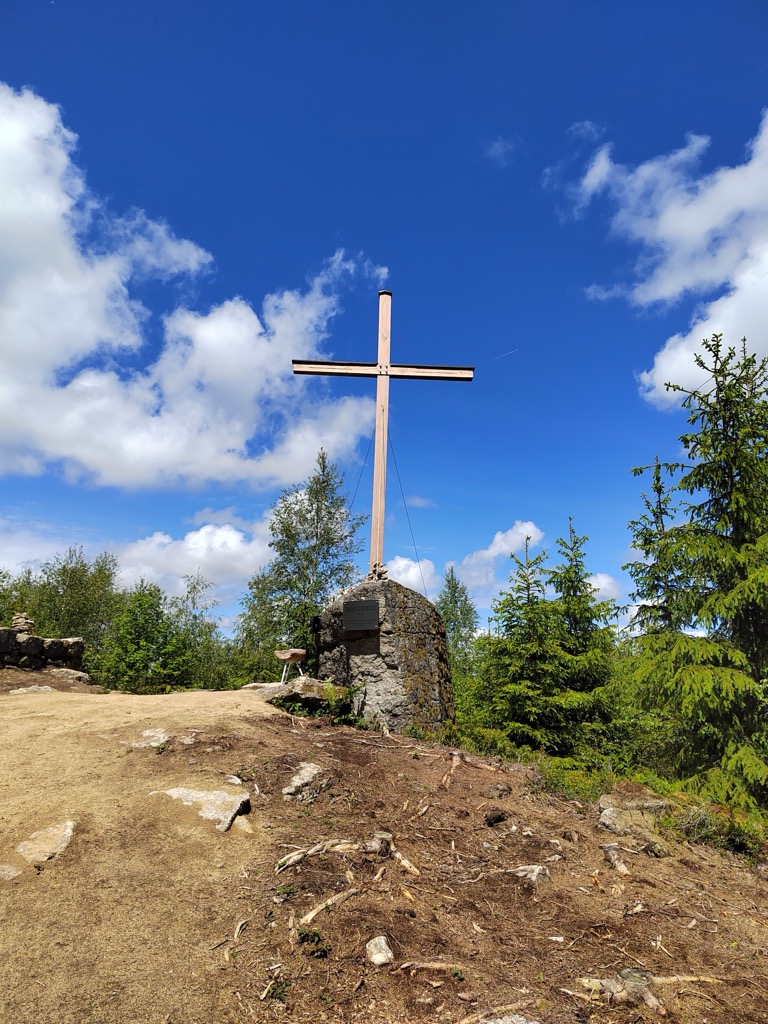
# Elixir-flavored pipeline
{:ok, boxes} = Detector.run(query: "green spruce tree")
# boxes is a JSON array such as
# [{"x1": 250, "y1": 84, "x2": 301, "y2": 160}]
[
  {"x1": 625, "y1": 336, "x2": 768, "y2": 809},
  {"x1": 472, "y1": 527, "x2": 616, "y2": 756}
]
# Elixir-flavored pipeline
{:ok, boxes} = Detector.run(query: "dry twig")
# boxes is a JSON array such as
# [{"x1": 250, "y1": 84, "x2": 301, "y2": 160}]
[{"x1": 298, "y1": 887, "x2": 362, "y2": 926}]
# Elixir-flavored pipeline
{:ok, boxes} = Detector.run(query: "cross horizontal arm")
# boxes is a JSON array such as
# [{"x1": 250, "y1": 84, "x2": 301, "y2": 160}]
[
  {"x1": 292, "y1": 359, "x2": 379, "y2": 378},
  {"x1": 292, "y1": 359, "x2": 474, "y2": 381},
  {"x1": 388, "y1": 363, "x2": 474, "y2": 381}
]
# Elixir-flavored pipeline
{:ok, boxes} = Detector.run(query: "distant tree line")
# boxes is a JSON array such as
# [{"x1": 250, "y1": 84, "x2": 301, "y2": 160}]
[
  {"x1": 0, "y1": 450, "x2": 366, "y2": 694},
  {"x1": 3, "y1": 336, "x2": 768, "y2": 833},
  {"x1": 0, "y1": 555, "x2": 236, "y2": 692}
]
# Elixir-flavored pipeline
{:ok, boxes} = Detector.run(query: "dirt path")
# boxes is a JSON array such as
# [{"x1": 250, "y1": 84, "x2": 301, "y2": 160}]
[
  {"x1": 1, "y1": 683, "x2": 275, "y2": 1024},
  {"x1": 3, "y1": 673, "x2": 768, "y2": 1024}
]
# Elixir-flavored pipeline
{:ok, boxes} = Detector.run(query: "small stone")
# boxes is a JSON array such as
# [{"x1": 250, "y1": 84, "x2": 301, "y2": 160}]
[
  {"x1": 131, "y1": 729, "x2": 170, "y2": 748},
  {"x1": 16, "y1": 821, "x2": 76, "y2": 865},
  {"x1": 0, "y1": 864, "x2": 22, "y2": 880},
  {"x1": 282, "y1": 762, "x2": 333, "y2": 804},
  {"x1": 508, "y1": 864, "x2": 550, "y2": 885},
  {"x1": 365, "y1": 935, "x2": 394, "y2": 966},
  {"x1": 9, "y1": 685, "x2": 54, "y2": 694}
]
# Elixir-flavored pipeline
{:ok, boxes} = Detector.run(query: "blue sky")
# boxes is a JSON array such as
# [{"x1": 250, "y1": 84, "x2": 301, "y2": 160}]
[{"x1": 1, "y1": 0, "x2": 767, "y2": 631}]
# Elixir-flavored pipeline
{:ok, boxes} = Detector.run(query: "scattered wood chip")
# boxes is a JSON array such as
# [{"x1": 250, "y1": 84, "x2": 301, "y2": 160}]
[
  {"x1": 398, "y1": 961, "x2": 464, "y2": 974},
  {"x1": 298, "y1": 886, "x2": 362, "y2": 926},
  {"x1": 409, "y1": 804, "x2": 431, "y2": 821},
  {"x1": 392, "y1": 848, "x2": 420, "y2": 876},
  {"x1": 577, "y1": 968, "x2": 722, "y2": 1015},
  {"x1": 604, "y1": 844, "x2": 631, "y2": 876},
  {"x1": 440, "y1": 751, "x2": 463, "y2": 789},
  {"x1": 652, "y1": 935, "x2": 674, "y2": 958},
  {"x1": 233, "y1": 919, "x2": 249, "y2": 941},
  {"x1": 455, "y1": 999, "x2": 534, "y2": 1024}
]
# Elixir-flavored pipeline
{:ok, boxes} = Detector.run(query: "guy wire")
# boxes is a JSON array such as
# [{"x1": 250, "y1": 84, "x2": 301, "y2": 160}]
[
  {"x1": 350, "y1": 433, "x2": 374, "y2": 511},
  {"x1": 388, "y1": 429, "x2": 429, "y2": 599}
]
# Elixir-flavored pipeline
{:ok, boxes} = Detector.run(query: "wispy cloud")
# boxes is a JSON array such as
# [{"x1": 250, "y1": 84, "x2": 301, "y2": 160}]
[
  {"x1": 567, "y1": 119, "x2": 605, "y2": 143},
  {"x1": 484, "y1": 135, "x2": 520, "y2": 168},
  {"x1": 568, "y1": 110, "x2": 768, "y2": 405},
  {"x1": 0, "y1": 83, "x2": 384, "y2": 488}
]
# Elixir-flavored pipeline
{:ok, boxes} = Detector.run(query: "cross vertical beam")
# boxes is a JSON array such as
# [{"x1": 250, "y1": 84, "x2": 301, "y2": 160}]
[
  {"x1": 293, "y1": 290, "x2": 474, "y2": 578},
  {"x1": 371, "y1": 291, "x2": 391, "y2": 573}
]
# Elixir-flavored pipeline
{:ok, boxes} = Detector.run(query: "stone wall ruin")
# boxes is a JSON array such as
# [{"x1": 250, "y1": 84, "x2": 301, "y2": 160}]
[{"x1": 0, "y1": 613, "x2": 84, "y2": 671}]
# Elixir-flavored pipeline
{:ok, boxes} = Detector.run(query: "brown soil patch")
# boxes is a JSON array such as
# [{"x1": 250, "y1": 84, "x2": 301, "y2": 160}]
[{"x1": 1, "y1": 669, "x2": 768, "y2": 1024}]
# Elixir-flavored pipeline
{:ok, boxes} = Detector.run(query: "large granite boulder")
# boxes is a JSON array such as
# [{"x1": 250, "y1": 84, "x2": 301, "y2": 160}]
[{"x1": 315, "y1": 579, "x2": 454, "y2": 733}]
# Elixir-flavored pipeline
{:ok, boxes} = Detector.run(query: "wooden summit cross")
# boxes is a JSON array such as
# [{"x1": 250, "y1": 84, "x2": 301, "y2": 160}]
[{"x1": 293, "y1": 290, "x2": 474, "y2": 578}]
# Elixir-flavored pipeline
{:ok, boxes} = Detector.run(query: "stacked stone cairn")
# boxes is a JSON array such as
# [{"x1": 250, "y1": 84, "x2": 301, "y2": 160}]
[{"x1": 0, "y1": 614, "x2": 84, "y2": 671}]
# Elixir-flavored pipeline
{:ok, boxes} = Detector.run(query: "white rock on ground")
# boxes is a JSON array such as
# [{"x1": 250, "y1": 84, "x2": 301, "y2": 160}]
[
  {"x1": 16, "y1": 820, "x2": 76, "y2": 865},
  {"x1": 49, "y1": 668, "x2": 92, "y2": 685},
  {"x1": 9, "y1": 685, "x2": 55, "y2": 694},
  {"x1": 0, "y1": 865, "x2": 22, "y2": 880},
  {"x1": 130, "y1": 729, "x2": 171, "y2": 748},
  {"x1": 365, "y1": 935, "x2": 394, "y2": 966},
  {"x1": 282, "y1": 762, "x2": 333, "y2": 803},
  {"x1": 153, "y1": 788, "x2": 250, "y2": 832}
]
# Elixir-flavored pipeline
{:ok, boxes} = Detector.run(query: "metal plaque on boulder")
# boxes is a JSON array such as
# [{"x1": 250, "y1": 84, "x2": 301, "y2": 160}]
[{"x1": 343, "y1": 600, "x2": 379, "y2": 632}]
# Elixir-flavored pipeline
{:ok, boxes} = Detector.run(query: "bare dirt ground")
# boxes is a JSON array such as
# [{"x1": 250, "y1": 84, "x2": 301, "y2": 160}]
[{"x1": 2, "y1": 667, "x2": 768, "y2": 1024}]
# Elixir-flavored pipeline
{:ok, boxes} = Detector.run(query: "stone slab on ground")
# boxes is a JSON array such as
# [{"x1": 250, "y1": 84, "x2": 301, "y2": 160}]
[
  {"x1": 16, "y1": 821, "x2": 76, "y2": 865},
  {"x1": 48, "y1": 667, "x2": 93, "y2": 686},
  {"x1": 153, "y1": 787, "x2": 250, "y2": 832},
  {"x1": 263, "y1": 677, "x2": 351, "y2": 712}
]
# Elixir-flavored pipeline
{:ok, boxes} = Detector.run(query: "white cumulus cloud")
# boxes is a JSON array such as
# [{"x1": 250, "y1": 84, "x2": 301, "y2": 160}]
[
  {"x1": 385, "y1": 555, "x2": 439, "y2": 594},
  {"x1": 0, "y1": 83, "x2": 381, "y2": 488},
  {"x1": 116, "y1": 520, "x2": 273, "y2": 597},
  {"x1": 457, "y1": 520, "x2": 544, "y2": 589},
  {"x1": 587, "y1": 572, "x2": 622, "y2": 601},
  {"x1": 572, "y1": 110, "x2": 768, "y2": 405}
]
